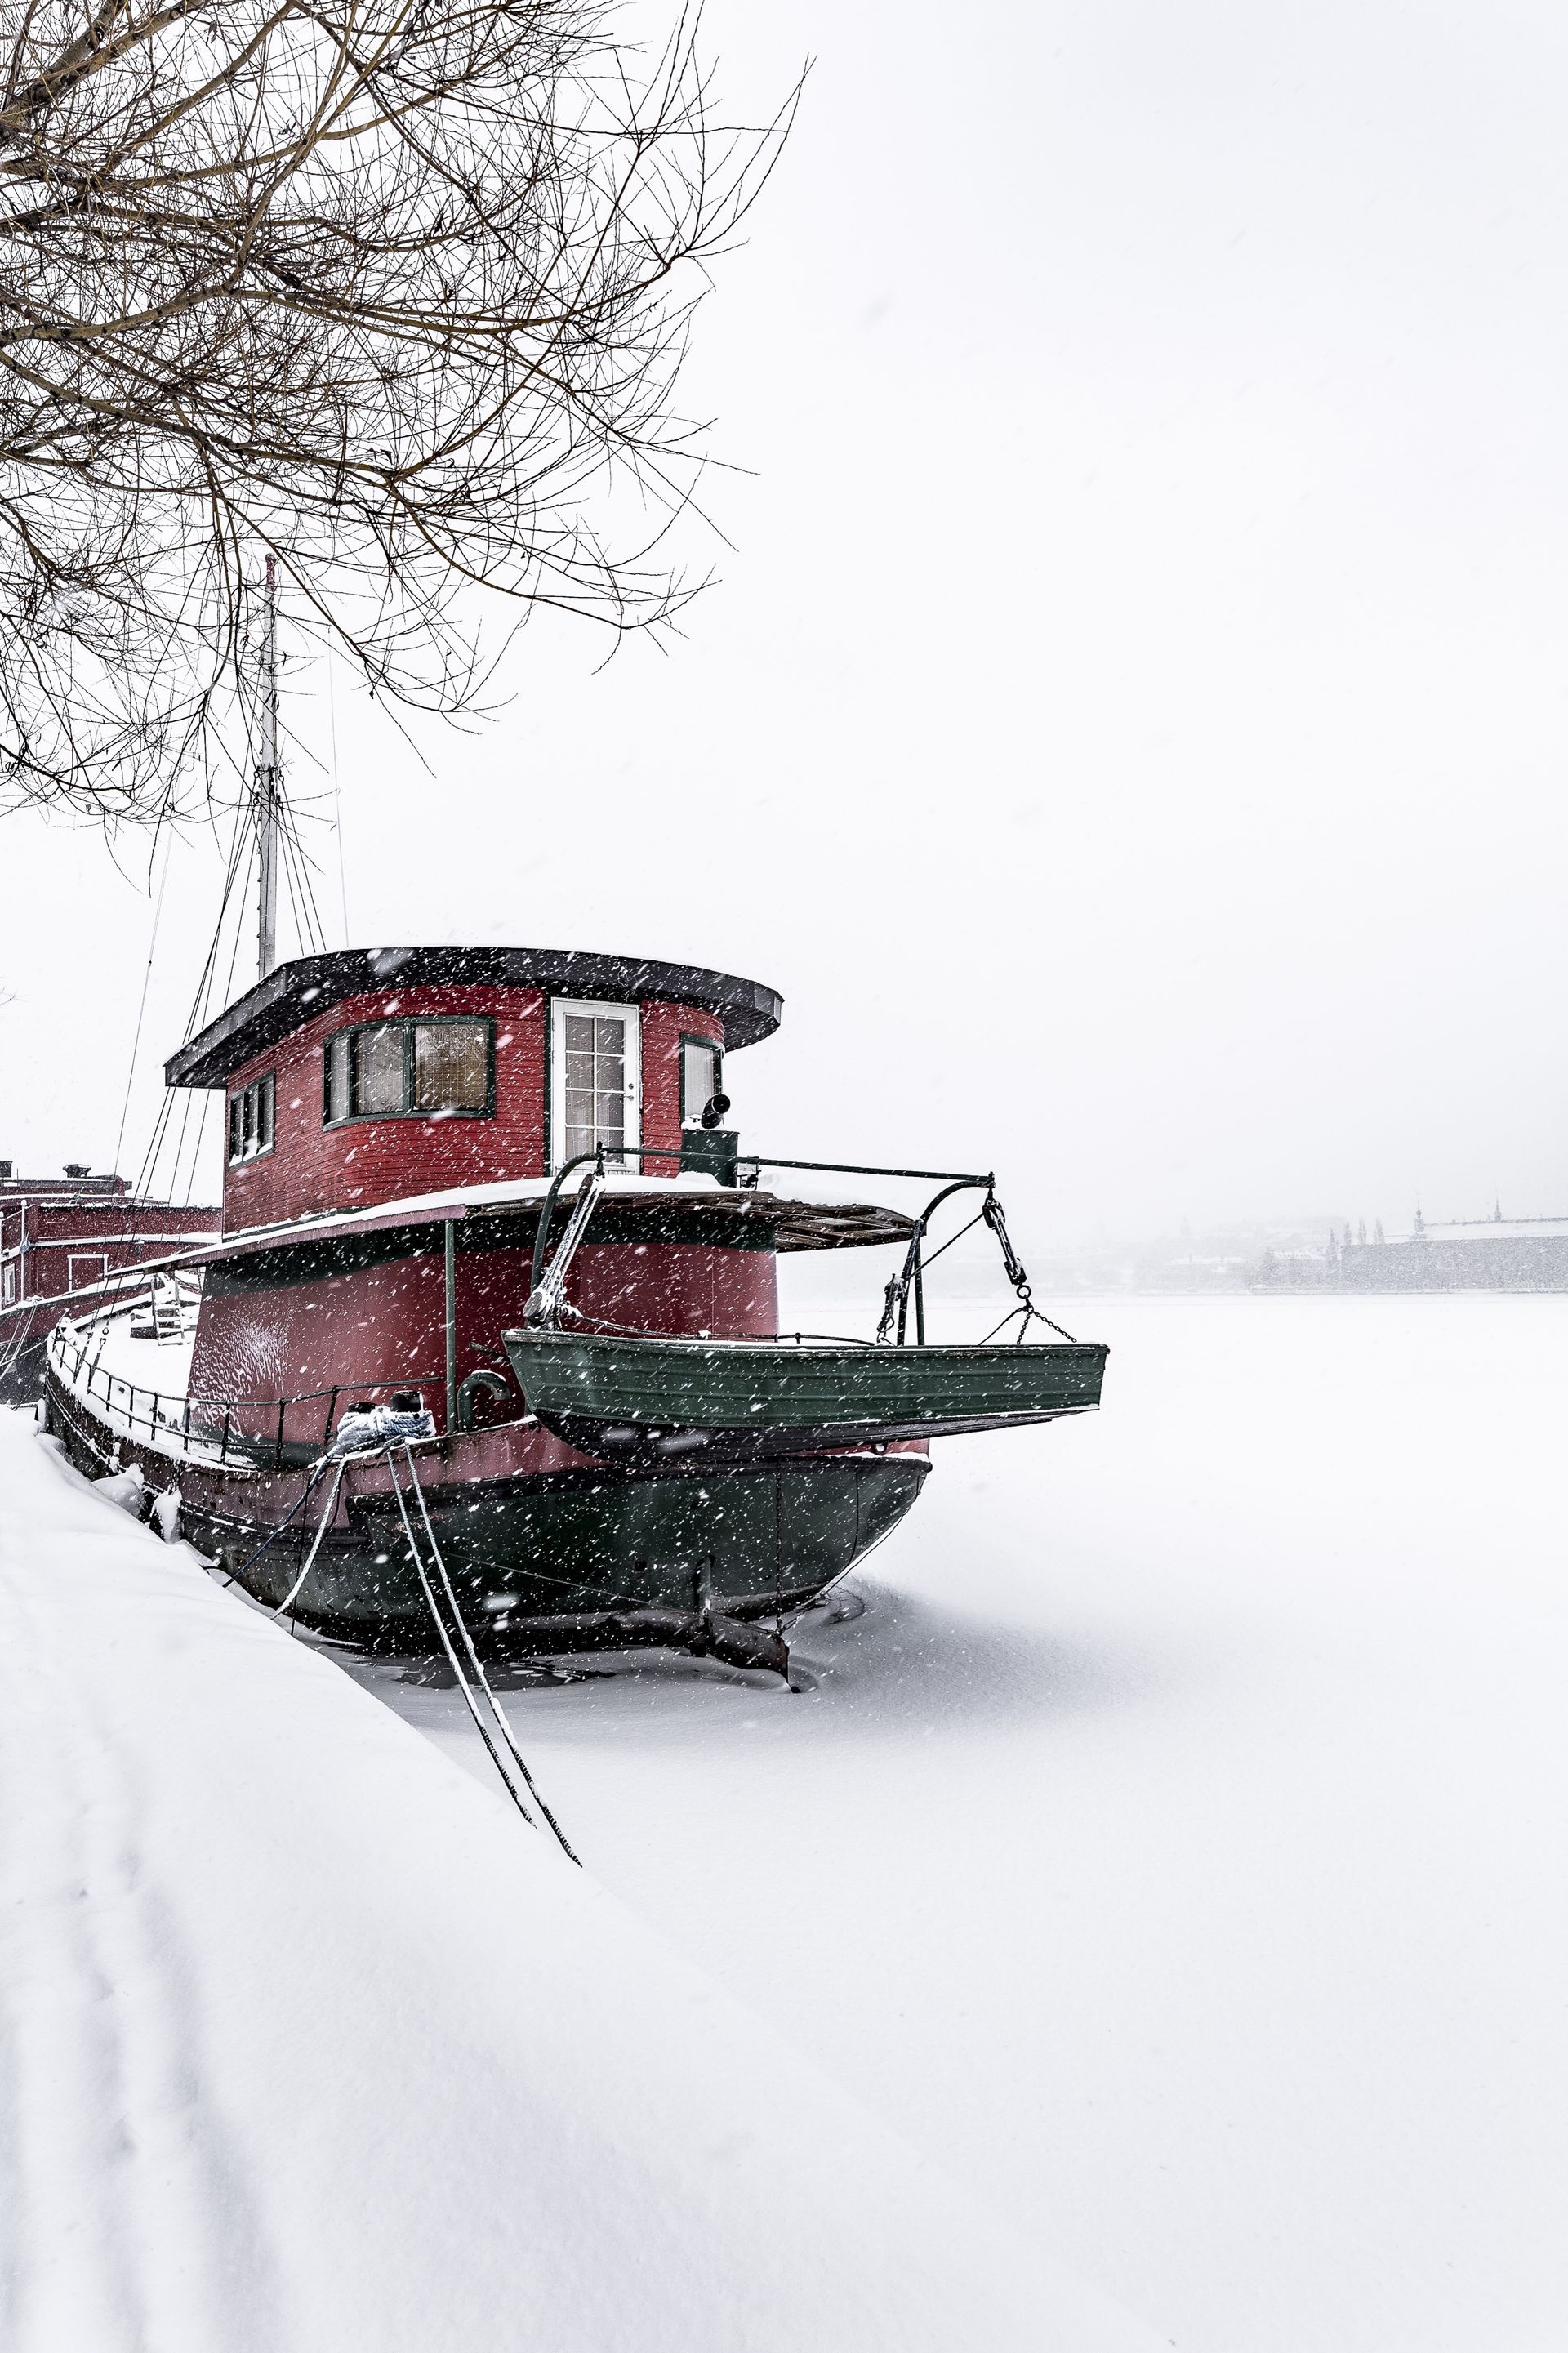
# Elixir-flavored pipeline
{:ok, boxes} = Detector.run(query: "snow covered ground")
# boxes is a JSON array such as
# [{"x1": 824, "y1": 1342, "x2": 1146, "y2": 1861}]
[
  {"x1": 4, "y1": 1295, "x2": 1566, "y2": 2351},
  {"x1": 0, "y1": 1381, "x2": 1155, "y2": 2351},
  {"x1": 354, "y1": 1294, "x2": 1568, "y2": 2353}
]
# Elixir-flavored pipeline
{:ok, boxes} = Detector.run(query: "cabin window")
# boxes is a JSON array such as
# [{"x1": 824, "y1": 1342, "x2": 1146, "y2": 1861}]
[
  {"x1": 323, "y1": 1018, "x2": 494, "y2": 1124},
  {"x1": 357, "y1": 1024, "x2": 405, "y2": 1116},
  {"x1": 2, "y1": 1260, "x2": 16, "y2": 1305},
  {"x1": 414, "y1": 1021, "x2": 488, "y2": 1113},
  {"x1": 325, "y1": 1032, "x2": 351, "y2": 1125},
  {"x1": 228, "y1": 1072, "x2": 275, "y2": 1163},
  {"x1": 680, "y1": 1036, "x2": 722, "y2": 1128},
  {"x1": 550, "y1": 997, "x2": 640, "y2": 1170}
]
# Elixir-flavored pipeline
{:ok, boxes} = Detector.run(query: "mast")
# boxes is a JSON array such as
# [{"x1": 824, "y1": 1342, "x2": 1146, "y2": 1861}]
[{"x1": 256, "y1": 555, "x2": 280, "y2": 979}]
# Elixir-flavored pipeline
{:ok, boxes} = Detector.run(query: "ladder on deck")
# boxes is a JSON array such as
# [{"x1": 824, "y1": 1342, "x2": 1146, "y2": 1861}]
[{"x1": 151, "y1": 1274, "x2": 189, "y2": 1346}]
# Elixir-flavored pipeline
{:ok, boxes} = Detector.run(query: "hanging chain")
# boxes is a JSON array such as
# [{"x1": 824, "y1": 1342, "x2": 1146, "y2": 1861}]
[
  {"x1": 982, "y1": 1193, "x2": 1078, "y2": 1344},
  {"x1": 874, "y1": 1189, "x2": 1079, "y2": 1347},
  {"x1": 876, "y1": 1262, "x2": 908, "y2": 1344}
]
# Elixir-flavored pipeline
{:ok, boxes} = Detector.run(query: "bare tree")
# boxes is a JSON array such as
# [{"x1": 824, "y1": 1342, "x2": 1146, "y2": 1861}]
[{"x1": 0, "y1": 0, "x2": 795, "y2": 824}]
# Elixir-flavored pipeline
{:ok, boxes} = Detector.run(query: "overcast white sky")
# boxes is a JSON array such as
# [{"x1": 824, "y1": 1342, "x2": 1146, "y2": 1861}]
[{"x1": 5, "y1": 0, "x2": 1568, "y2": 1243}]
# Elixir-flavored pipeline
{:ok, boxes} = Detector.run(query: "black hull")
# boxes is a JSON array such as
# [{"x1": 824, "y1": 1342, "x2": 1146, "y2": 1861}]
[
  {"x1": 44, "y1": 1369, "x2": 926, "y2": 1645},
  {"x1": 222, "y1": 1454, "x2": 928, "y2": 1637}
]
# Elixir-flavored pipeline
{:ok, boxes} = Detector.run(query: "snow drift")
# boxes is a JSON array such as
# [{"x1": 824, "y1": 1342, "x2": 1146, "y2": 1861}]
[{"x1": 0, "y1": 1407, "x2": 1157, "y2": 2353}]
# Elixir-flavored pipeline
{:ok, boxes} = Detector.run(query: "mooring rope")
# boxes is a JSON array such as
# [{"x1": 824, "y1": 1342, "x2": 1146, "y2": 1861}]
[
  {"x1": 403, "y1": 1447, "x2": 581, "y2": 1862},
  {"x1": 218, "y1": 1459, "x2": 332, "y2": 1586},
  {"x1": 270, "y1": 1458, "x2": 347, "y2": 1619},
  {"x1": 389, "y1": 1444, "x2": 579, "y2": 1865},
  {"x1": 385, "y1": 1452, "x2": 537, "y2": 1828}
]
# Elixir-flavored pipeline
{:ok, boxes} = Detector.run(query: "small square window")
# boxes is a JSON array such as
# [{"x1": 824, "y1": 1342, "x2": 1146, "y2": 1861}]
[
  {"x1": 682, "y1": 1038, "x2": 721, "y2": 1127},
  {"x1": 228, "y1": 1072, "x2": 276, "y2": 1165}
]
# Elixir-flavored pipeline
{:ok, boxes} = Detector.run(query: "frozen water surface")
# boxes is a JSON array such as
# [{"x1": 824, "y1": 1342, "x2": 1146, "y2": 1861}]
[{"x1": 354, "y1": 1293, "x2": 1568, "y2": 2353}]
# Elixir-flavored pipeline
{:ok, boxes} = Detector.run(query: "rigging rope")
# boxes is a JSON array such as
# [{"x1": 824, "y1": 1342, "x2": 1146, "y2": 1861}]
[
  {"x1": 327, "y1": 648, "x2": 350, "y2": 947},
  {"x1": 113, "y1": 825, "x2": 174, "y2": 1190},
  {"x1": 131, "y1": 807, "x2": 254, "y2": 1205},
  {"x1": 128, "y1": 573, "x2": 332, "y2": 1211}
]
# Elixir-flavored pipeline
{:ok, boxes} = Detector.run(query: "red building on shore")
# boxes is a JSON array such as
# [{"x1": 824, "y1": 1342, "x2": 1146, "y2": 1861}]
[{"x1": 0, "y1": 1167, "x2": 220, "y2": 1400}]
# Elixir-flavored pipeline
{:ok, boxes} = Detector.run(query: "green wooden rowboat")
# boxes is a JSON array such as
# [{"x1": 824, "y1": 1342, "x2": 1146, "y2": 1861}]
[{"x1": 501, "y1": 1326, "x2": 1108, "y2": 1459}]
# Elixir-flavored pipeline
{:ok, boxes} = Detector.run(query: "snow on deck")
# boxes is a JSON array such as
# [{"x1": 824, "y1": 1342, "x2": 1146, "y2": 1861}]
[
  {"x1": 0, "y1": 1406, "x2": 1155, "y2": 2353},
  {"x1": 70, "y1": 1310, "x2": 195, "y2": 1400}
]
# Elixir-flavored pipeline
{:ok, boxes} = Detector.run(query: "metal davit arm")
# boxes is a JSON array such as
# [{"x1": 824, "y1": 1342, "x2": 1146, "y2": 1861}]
[
  {"x1": 542, "y1": 1144, "x2": 995, "y2": 1189},
  {"x1": 878, "y1": 1176, "x2": 996, "y2": 1346},
  {"x1": 524, "y1": 1150, "x2": 606, "y2": 1329}
]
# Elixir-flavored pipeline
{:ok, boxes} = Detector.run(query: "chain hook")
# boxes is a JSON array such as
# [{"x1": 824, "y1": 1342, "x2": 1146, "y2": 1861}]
[{"x1": 983, "y1": 1190, "x2": 1076, "y2": 1344}]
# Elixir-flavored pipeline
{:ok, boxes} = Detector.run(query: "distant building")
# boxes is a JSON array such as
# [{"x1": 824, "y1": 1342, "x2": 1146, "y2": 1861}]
[
  {"x1": 0, "y1": 1169, "x2": 220, "y2": 1401},
  {"x1": 1338, "y1": 1212, "x2": 1568, "y2": 1291}
]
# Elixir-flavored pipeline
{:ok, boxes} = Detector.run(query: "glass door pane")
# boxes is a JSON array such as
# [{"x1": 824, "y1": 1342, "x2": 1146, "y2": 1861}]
[{"x1": 551, "y1": 999, "x2": 640, "y2": 1170}]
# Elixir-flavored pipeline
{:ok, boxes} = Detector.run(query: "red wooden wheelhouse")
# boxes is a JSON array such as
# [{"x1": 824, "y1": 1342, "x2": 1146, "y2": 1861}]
[
  {"x1": 163, "y1": 945, "x2": 803, "y2": 1429},
  {"x1": 183, "y1": 945, "x2": 764, "y2": 1233}
]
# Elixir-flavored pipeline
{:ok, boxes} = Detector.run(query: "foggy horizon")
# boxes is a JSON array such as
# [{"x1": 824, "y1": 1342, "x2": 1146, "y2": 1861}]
[{"x1": 5, "y1": 0, "x2": 1567, "y2": 1253}]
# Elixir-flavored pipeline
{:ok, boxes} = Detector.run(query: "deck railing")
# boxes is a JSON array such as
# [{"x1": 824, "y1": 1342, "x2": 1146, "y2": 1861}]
[
  {"x1": 48, "y1": 1317, "x2": 443, "y2": 1468},
  {"x1": 47, "y1": 1152, "x2": 1045, "y2": 1461}
]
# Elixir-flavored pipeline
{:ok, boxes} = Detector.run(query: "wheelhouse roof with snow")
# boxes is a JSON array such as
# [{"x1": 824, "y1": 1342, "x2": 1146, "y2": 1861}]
[{"x1": 164, "y1": 946, "x2": 783, "y2": 1089}]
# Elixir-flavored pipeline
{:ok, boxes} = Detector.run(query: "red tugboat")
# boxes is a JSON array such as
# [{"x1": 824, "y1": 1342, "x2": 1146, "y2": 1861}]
[{"x1": 42, "y1": 943, "x2": 1107, "y2": 1669}]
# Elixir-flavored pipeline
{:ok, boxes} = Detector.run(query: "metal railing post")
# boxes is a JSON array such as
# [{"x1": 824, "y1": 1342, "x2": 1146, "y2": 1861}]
[{"x1": 444, "y1": 1219, "x2": 457, "y2": 1437}]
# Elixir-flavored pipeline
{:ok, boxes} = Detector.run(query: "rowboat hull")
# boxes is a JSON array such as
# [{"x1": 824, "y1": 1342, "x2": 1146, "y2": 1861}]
[{"x1": 503, "y1": 1328, "x2": 1108, "y2": 1457}]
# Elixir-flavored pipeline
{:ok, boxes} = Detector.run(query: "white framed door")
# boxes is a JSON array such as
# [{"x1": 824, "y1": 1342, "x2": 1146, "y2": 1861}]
[{"x1": 550, "y1": 999, "x2": 641, "y2": 1171}]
